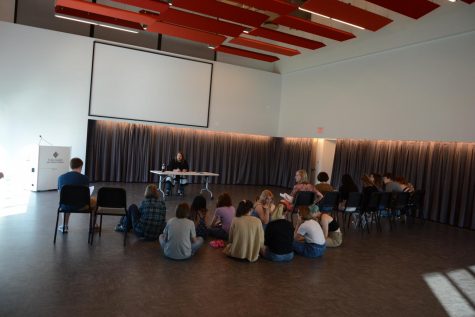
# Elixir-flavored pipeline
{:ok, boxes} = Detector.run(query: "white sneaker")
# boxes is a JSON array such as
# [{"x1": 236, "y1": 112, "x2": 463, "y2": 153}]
[{"x1": 58, "y1": 225, "x2": 69, "y2": 233}]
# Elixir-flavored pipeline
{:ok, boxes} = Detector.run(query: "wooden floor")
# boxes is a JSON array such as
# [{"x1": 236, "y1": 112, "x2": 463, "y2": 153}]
[{"x1": 1, "y1": 182, "x2": 475, "y2": 317}]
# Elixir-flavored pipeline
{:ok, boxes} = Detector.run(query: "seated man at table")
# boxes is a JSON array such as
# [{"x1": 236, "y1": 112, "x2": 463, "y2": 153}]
[{"x1": 165, "y1": 151, "x2": 189, "y2": 196}]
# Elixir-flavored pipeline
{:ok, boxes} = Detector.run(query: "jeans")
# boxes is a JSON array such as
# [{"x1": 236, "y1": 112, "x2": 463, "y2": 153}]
[
  {"x1": 165, "y1": 176, "x2": 185, "y2": 194},
  {"x1": 293, "y1": 241, "x2": 326, "y2": 258},
  {"x1": 262, "y1": 249, "x2": 294, "y2": 262},
  {"x1": 127, "y1": 204, "x2": 144, "y2": 238}
]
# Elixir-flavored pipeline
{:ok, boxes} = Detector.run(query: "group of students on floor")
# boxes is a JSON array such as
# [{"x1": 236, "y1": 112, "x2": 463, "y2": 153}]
[
  {"x1": 57, "y1": 157, "x2": 412, "y2": 262},
  {"x1": 123, "y1": 169, "x2": 343, "y2": 262}
]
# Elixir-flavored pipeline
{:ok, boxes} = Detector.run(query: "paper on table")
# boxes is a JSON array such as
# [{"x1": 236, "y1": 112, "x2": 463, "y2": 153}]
[{"x1": 89, "y1": 186, "x2": 94, "y2": 196}]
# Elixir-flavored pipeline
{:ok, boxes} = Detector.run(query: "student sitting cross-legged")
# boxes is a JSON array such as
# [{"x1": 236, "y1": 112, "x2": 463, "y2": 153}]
[
  {"x1": 260, "y1": 204, "x2": 294, "y2": 262},
  {"x1": 208, "y1": 193, "x2": 235, "y2": 240},
  {"x1": 159, "y1": 203, "x2": 204, "y2": 260},
  {"x1": 293, "y1": 206, "x2": 326, "y2": 258},
  {"x1": 189, "y1": 195, "x2": 208, "y2": 239},
  {"x1": 223, "y1": 200, "x2": 264, "y2": 262},
  {"x1": 126, "y1": 184, "x2": 166, "y2": 241}
]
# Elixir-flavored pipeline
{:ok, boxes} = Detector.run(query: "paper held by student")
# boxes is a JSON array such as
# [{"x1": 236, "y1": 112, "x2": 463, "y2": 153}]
[{"x1": 279, "y1": 193, "x2": 293, "y2": 203}]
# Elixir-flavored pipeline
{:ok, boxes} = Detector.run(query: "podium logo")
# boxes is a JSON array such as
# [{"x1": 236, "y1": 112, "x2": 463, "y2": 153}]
[{"x1": 47, "y1": 152, "x2": 64, "y2": 164}]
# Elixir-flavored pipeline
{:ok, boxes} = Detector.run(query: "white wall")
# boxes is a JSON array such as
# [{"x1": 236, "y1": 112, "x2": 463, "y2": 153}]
[
  {"x1": 279, "y1": 30, "x2": 475, "y2": 142},
  {"x1": 0, "y1": 22, "x2": 92, "y2": 184},
  {"x1": 0, "y1": 22, "x2": 282, "y2": 183}
]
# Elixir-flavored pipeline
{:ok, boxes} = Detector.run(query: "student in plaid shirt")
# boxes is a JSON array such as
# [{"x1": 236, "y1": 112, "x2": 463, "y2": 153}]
[{"x1": 127, "y1": 184, "x2": 166, "y2": 240}]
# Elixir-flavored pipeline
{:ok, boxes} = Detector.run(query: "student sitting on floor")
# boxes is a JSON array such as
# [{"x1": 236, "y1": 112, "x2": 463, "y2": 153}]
[
  {"x1": 311, "y1": 208, "x2": 342, "y2": 248},
  {"x1": 252, "y1": 189, "x2": 276, "y2": 229},
  {"x1": 293, "y1": 206, "x2": 326, "y2": 258},
  {"x1": 189, "y1": 195, "x2": 208, "y2": 239},
  {"x1": 209, "y1": 193, "x2": 235, "y2": 240},
  {"x1": 159, "y1": 203, "x2": 203, "y2": 260},
  {"x1": 223, "y1": 200, "x2": 264, "y2": 262},
  {"x1": 261, "y1": 204, "x2": 294, "y2": 262},
  {"x1": 126, "y1": 184, "x2": 166, "y2": 241}
]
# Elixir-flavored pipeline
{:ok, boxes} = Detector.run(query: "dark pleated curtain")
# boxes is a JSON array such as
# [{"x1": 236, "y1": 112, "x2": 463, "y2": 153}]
[
  {"x1": 331, "y1": 139, "x2": 475, "y2": 229},
  {"x1": 85, "y1": 120, "x2": 315, "y2": 188}
]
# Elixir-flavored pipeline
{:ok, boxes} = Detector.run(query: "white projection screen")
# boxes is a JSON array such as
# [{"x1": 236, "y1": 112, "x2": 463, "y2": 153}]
[{"x1": 89, "y1": 42, "x2": 213, "y2": 127}]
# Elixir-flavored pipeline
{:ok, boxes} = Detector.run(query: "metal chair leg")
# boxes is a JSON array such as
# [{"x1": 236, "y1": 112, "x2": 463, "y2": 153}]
[{"x1": 54, "y1": 212, "x2": 60, "y2": 244}]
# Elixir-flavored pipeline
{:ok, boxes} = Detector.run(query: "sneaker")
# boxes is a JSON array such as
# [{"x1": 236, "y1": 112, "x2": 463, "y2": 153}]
[
  {"x1": 114, "y1": 224, "x2": 126, "y2": 232},
  {"x1": 165, "y1": 190, "x2": 170, "y2": 196},
  {"x1": 177, "y1": 191, "x2": 184, "y2": 196},
  {"x1": 58, "y1": 225, "x2": 68, "y2": 233}
]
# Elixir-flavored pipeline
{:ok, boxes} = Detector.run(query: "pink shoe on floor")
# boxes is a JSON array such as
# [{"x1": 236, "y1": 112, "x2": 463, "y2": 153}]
[{"x1": 209, "y1": 240, "x2": 225, "y2": 248}]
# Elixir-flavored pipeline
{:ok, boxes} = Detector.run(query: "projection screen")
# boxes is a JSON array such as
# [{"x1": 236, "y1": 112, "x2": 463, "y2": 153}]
[{"x1": 89, "y1": 42, "x2": 213, "y2": 127}]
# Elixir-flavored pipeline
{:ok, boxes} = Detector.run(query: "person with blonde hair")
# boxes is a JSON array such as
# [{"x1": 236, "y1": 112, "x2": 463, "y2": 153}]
[
  {"x1": 280, "y1": 169, "x2": 323, "y2": 213},
  {"x1": 126, "y1": 184, "x2": 166, "y2": 240},
  {"x1": 252, "y1": 189, "x2": 276, "y2": 227},
  {"x1": 293, "y1": 206, "x2": 326, "y2": 258}
]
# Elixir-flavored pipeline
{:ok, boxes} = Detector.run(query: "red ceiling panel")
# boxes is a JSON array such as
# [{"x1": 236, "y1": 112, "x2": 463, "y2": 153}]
[
  {"x1": 147, "y1": 22, "x2": 226, "y2": 46},
  {"x1": 171, "y1": 0, "x2": 269, "y2": 27},
  {"x1": 273, "y1": 15, "x2": 355, "y2": 41},
  {"x1": 55, "y1": 0, "x2": 157, "y2": 25},
  {"x1": 109, "y1": 0, "x2": 168, "y2": 13},
  {"x1": 230, "y1": 0, "x2": 297, "y2": 16},
  {"x1": 215, "y1": 45, "x2": 279, "y2": 62},
  {"x1": 249, "y1": 27, "x2": 325, "y2": 50},
  {"x1": 301, "y1": 0, "x2": 392, "y2": 31},
  {"x1": 230, "y1": 37, "x2": 300, "y2": 56},
  {"x1": 158, "y1": 8, "x2": 245, "y2": 37},
  {"x1": 55, "y1": 6, "x2": 144, "y2": 30},
  {"x1": 365, "y1": 0, "x2": 439, "y2": 19}
]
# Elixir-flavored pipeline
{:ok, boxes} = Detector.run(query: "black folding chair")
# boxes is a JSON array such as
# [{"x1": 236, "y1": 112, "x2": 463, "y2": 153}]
[
  {"x1": 291, "y1": 191, "x2": 316, "y2": 227},
  {"x1": 390, "y1": 192, "x2": 411, "y2": 228},
  {"x1": 92, "y1": 187, "x2": 128, "y2": 246},
  {"x1": 376, "y1": 192, "x2": 392, "y2": 231},
  {"x1": 342, "y1": 192, "x2": 363, "y2": 231},
  {"x1": 407, "y1": 190, "x2": 425, "y2": 224},
  {"x1": 54, "y1": 185, "x2": 93, "y2": 244},
  {"x1": 318, "y1": 191, "x2": 340, "y2": 218},
  {"x1": 362, "y1": 191, "x2": 381, "y2": 233}
]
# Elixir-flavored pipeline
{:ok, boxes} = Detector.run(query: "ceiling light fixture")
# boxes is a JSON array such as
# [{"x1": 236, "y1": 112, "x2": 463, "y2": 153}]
[
  {"x1": 331, "y1": 18, "x2": 365, "y2": 30},
  {"x1": 98, "y1": 23, "x2": 139, "y2": 33},
  {"x1": 298, "y1": 7, "x2": 330, "y2": 19},
  {"x1": 55, "y1": 13, "x2": 139, "y2": 33},
  {"x1": 55, "y1": 14, "x2": 98, "y2": 25},
  {"x1": 208, "y1": 45, "x2": 216, "y2": 49},
  {"x1": 298, "y1": 7, "x2": 365, "y2": 30}
]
